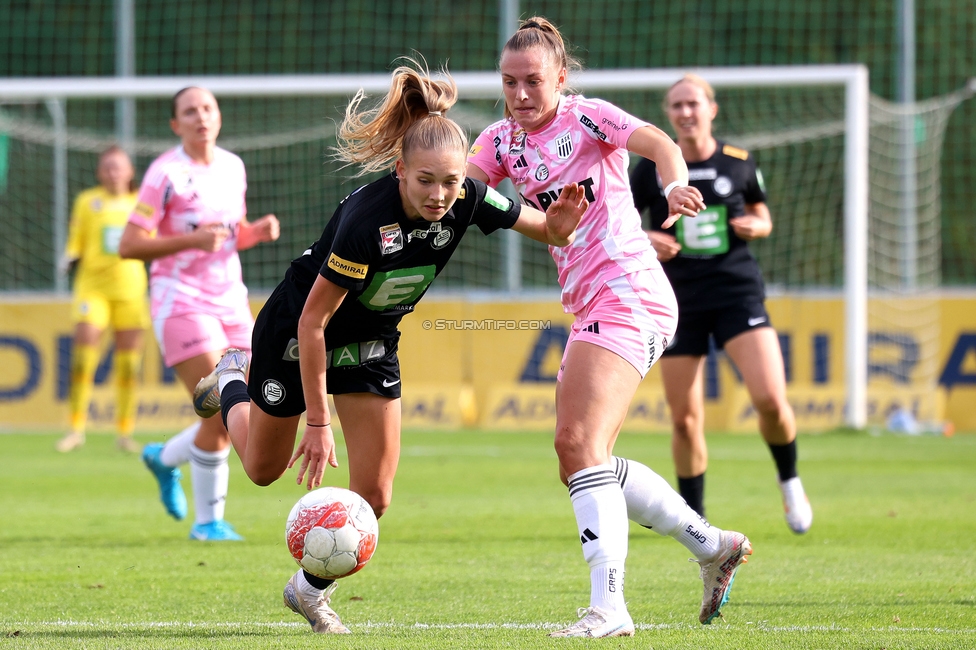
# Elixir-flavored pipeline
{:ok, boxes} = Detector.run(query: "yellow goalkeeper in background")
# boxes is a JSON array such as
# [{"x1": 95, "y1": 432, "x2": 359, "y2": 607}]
[{"x1": 56, "y1": 146, "x2": 148, "y2": 453}]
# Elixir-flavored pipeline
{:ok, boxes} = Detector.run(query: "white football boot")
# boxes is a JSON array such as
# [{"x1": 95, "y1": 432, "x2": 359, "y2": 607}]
[
  {"x1": 697, "y1": 530, "x2": 752, "y2": 624},
  {"x1": 192, "y1": 348, "x2": 249, "y2": 418},
  {"x1": 55, "y1": 431, "x2": 85, "y2": 452},
  {"x1": 115, "y1": 436, "x2": 141, "y2": 454},
  {"x1": 283, "y1": 571, "x2": 351, "y2": 634},
  {"x1": 779, "y1": 477, "x2": 813, "y2": 534},
  {"x1": 549, "y1": 606, "x2": 635, "y2": 638}
]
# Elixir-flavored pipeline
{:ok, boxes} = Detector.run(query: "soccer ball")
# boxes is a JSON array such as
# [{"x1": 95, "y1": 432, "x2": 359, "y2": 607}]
[{"x1": 285, "y1": 487, "x2": 379, "y2": 580}]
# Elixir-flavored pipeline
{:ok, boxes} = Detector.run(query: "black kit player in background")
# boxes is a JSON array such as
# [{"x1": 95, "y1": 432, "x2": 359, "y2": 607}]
[
  {"x1": 188, "y1": 59, "x2": 588, "y2": 634},
  {"x1": 631, "y1": 73, "x2": 813, "y2": 535}
]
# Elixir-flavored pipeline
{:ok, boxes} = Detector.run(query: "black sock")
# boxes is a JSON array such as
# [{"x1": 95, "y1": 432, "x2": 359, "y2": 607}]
[
  {"x1": 303, "y1": 570, "x2": 335, "y2": 590},
  {"x1": 220, "y1": 379, "x2": 251, "y2": 430},
  {"x1": 768, "y1": 439, "x2": 798, "y2": 482},
  {"x1": 678, "y1": 473, "x2": 705, "y2": 518}
]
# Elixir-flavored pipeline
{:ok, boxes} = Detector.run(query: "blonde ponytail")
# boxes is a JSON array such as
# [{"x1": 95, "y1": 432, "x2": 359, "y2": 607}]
[{"x1": 335, "y1": 58, "x2": 468, "y2": 176}]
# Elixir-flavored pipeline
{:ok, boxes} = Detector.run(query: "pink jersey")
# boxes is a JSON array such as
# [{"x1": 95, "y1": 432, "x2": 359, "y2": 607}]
[
  {"x1": 129, "y1": 146, "x2": 250, "y2": 321},
  {"x1": 469, "y1": 95, "x2": 665, "y2": 313}
]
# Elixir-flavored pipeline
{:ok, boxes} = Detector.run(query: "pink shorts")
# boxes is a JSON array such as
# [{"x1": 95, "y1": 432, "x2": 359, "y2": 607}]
[
  {"x1": 558, "y1": 269, "x2": 678, "y2": 381},
  {"x1": 153, "y1": 311, "x2": 253, "y2": 368}
]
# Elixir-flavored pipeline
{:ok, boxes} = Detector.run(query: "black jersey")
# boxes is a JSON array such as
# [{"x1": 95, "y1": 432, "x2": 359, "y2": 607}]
[
  {"x1": 282, "y1": 173, "x2": 521, "y2": 346},
  {"x1": 631, "y1": 141, "x2": 767, "y2": 312}
]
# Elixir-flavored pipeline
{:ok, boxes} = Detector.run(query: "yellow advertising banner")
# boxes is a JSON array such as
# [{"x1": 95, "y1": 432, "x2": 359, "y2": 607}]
[
  {"x1": 0, "y1": 298, "x2": 195, "y2": 432},
  {"x1": 400, "y1": 384, "x2": 473, "y2": 430},
  {"x1": 2, "y1": 293, "x2": 975, "y2": 433},
  {"x1": 398, "y1": 293, "x2": 976, "y2": 432},
  {"x1": 481, "y1": 383, "x2": 675, "y2": 433}
]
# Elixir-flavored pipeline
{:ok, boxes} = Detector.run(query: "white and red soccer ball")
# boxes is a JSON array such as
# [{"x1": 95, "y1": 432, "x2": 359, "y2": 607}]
[{"x1": 285, "y1": 487, "x2": 379, "y2": 580}]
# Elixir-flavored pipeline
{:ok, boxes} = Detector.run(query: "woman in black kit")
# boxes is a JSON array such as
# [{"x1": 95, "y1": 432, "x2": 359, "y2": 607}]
[
  {"x1": 190, "y1": 59, "x2": 588, "y2": 635},
  {"x1": 631, "y1": 73, "x2": 813, "y2": 534}
]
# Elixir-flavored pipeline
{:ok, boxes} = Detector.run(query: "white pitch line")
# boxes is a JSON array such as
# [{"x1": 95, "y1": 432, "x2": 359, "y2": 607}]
[{"x1": 9, "y1": 621, "x2": 976, "y2": 635}]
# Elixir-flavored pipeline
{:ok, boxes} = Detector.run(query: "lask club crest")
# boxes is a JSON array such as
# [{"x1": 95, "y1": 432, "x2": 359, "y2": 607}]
[{"x1": 555, "y1": 132, "x2": 573, "y2": 160}]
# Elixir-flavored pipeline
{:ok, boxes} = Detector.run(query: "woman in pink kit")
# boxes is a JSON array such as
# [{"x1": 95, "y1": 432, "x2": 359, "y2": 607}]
[
  {"x1": 467, "y1": 17, "x2": 752, "y2": 637},
  {"x1": 118, "y1": 86, "x2": 280, "y2": 541}
]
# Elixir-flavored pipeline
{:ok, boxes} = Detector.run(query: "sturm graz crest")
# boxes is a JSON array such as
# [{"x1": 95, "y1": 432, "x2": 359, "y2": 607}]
[
  {"x1": 262, "y1": 379, "x2": 286, "y2": 405},
  {"x1": 713, "y1": 176, "x2": 733, "y2": 197},
  {"x1": 430, "y1": 226, "x2": 454, "y2": 250}
]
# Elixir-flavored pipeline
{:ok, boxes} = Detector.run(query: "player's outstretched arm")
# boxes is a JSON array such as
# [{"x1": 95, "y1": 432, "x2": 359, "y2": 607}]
[
  {"x1": 627, "y1": 125, "x2": 706, "y2": 228},
  {"x1": 118, "y1": 222, "x2": 230, "y2": 260},
  {"x1": 466, "y1": 162, "x2": 491, "y2": 184},
  {"x1": 291, "y1": 274, "x2": 348, "y2": 490},
  {"x1": 512, "y1": 183, "x2": 587, "y2": 247}
]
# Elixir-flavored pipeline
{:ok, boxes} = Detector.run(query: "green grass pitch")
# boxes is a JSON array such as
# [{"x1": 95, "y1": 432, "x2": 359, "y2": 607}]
[{"x1": 0, "y1": 429, "x2": 973, "y2": 649}]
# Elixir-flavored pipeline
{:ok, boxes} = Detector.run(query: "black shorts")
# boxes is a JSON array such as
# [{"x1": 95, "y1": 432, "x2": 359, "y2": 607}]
[
  {"x1": 663, "y1": 300, "x2": 772, "y2": 357},
  {"x1": 248, "y1": 284, "x2": 402, "y2": 418}
]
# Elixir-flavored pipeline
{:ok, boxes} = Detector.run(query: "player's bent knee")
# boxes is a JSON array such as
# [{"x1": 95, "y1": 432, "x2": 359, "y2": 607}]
[
  {"x1": 553, "y1": 427, "x2": 582, "y2": 459},
  {"x1": 246, "y1": 470, "x2": 281, "y2": 488},
  {"x1": 553, "y1": 425, "x2": 604, "y2": 470},
  {"x1": 355, "y1": 488, "x2": 392, "y2": 519},
  {"x1": 671, "y1": 413, "x2": 701, "y2": 440},
  {"x1": 242, "y1": 458, "x2": 287, "y2": 487},
  {"x1": 751, "y1": 392, "x2": 787, "y2": 418}
]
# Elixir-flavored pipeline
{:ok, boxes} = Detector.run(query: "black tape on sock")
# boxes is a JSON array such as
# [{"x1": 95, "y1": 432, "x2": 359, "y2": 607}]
[
  {"x1": 220, "y1": 379, "x2": 251, "y2": 430},
  {"x1": 302, "y1": 570, "x2": 336, "y2": 590}
]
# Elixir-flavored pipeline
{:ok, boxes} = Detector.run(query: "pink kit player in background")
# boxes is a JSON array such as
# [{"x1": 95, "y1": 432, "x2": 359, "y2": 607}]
[
  {"x1": 119, "y1": 86, "x2": 279, "y2": 542},
  {"x1": 131, "y1": 145, "x2": 253, "y2": 363}
]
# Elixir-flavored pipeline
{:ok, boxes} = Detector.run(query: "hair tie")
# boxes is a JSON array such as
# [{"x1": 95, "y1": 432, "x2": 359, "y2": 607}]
[
  {"x1": 429, "y1": 110, "x2": 442, "y2": 116},
  {"x1": 522, "y1": 20, "x2": 542, "y2": 30}
]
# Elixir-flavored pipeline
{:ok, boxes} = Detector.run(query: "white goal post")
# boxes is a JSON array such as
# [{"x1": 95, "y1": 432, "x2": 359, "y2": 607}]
[{"x1": 0, "y1": 64, "x2": 871, "y2": 427}]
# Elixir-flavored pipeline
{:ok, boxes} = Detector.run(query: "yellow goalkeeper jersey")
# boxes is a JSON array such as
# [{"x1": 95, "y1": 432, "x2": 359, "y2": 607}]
[{"x1": 65, "y1": 186, "x2": 147, "y2": 300}]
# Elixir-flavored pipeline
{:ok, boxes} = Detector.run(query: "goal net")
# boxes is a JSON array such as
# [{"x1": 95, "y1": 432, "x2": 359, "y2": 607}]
[{"x1": 0, "y1": 68, "x2": 969, "y2": 426}]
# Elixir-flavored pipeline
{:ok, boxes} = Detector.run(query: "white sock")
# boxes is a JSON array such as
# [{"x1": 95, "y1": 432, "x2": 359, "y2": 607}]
[
  {"x1": 612, "y1": 456, "x2": 721, "y2": 560},
  {"x1": 189, "y1": 443, "x2": 230, "y2": 525},
  {"x1": 590, "y1": 563, "x2": 625, "y2": 615},
  {"x1": 218, "y1": 369, "x2": 246, "y2": 393},
  {"x1": 567, "y1": 465, "x2": 629, "y2": 613},
  {"x1": 295, "y1": 571, "x2": 325, "y2": 600},
  {"x1": 160, "y1": 421, "x2": 201, "y2": 467}
]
